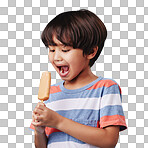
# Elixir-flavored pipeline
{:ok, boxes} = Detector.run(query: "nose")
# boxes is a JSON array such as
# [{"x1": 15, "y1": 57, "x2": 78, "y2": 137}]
[{"x1": 54, "y1": 50, "x2": 62, "y2": 61}]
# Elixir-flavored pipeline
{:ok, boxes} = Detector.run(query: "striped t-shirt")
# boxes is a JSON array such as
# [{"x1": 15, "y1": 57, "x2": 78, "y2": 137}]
[{"x1": 30, "y1": 76, "x2": 127, "y2": 148}]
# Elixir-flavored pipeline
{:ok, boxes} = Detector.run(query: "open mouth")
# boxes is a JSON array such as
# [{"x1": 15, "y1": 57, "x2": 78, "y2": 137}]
[{"x1": 57, "y1": 65, "x2": 69, "y2": 77}]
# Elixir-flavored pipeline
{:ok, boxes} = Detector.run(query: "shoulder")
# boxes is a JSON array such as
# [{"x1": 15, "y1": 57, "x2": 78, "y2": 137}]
[
  {"x1": 88, "y1": 77, "x2": 122, "y2": 97},
  {"x1": 88, "y1": 77, "x2": 119, "y2": 90},
  {"x1": 99, "y1": 77, "x2": 122, "y2": 96},
  {"x1": 100, "y1": 77, "x2": 119, "y2": 87}
]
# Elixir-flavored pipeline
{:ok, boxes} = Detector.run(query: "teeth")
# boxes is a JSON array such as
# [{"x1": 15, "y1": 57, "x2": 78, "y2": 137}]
[{"x1": 61, "y1": 67, "x2": 64, "y2": 73}]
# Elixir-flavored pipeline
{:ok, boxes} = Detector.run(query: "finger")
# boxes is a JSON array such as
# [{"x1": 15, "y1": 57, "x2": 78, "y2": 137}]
[
  {"x1": 37, "y1": 102, "x2": 46, "y2": 107},
  {"x1": 33, "y1": 103, "x2": 44, "y2": 113},
  {"x1": 33, "y1": 108, "x2": 43, "y2": 115},
  {"x1": 36, "y1": 103, "x2": 45, "y2": 111},
  {"x1": 32, "y1": 114, "x2": 38, "y2": 124},
  {"x1": 32, "y1": 113, "x2": 35, "y2": 121},
  {"x1": 31, "y1": 120, "x2": 42, "y2": 127},
  {"x1": 32, "y1": 112, "x2": 37, "y2": 120},
  {"x1": 32, "y1": 117, "x2": 35, "y2": 122},
  {"x1": 33, "y1": 114, "x2": 39, "y2": 121},
  {"x1": 33, "y1": 113, "x2": 44, "y2": 122},
  {"x1": 32, "y1": 113, "x2": 37, "y2": 121}
]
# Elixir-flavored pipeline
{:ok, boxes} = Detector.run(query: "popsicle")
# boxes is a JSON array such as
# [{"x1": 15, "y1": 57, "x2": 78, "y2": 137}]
[{"x1": 38, "y1": 71, "x2": 51, "y2": 102}]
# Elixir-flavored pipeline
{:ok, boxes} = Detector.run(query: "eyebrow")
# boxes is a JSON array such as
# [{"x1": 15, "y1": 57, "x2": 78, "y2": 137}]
[{"x1": 48, "y1": 43, "x2": 66, "y2": 48}]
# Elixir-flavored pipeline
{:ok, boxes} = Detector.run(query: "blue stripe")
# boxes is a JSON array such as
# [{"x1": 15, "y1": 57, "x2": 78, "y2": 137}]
[
  {"x1": 51, "y1": 81, "x2": 63, "y2": 87},
  {"x1": 55, "y1": 105, "x2": 123, "y2": 122},
  {"x1": 48, "y1": 132, "x2": 86, "y2": 144},
  {"x1": 56, "y1": 109, "x2": 100, "y2": 123},
  {"x1": 48, "y1": 89, "x2": 102, "y2": 101},
  {"x1": 100, "y1": 105, "x2": 124, "y2": 118},
  {"x1": 102, "y1": 84, "x2": 121, "y2": 96},
  {"x1": 45, "y1": 85, "x2": 121, "y2": 104}
]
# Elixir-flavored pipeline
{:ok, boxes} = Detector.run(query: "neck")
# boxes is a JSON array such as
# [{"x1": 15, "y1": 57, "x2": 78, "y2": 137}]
[{"x1": 64, "y1": 67, "x2": 98, "y2": 90}]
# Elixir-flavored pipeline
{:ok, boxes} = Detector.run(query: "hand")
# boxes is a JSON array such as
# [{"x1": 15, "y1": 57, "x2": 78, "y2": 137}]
[
  {"x1": 31, "y1": 102, "x2": 62, "y2": 129},
  {"x1": 32, "y1": 119, "x2": 45, "y2": 134},
  {"x1": 32, "y1": 104, "x2": 45, "y2": 134}
]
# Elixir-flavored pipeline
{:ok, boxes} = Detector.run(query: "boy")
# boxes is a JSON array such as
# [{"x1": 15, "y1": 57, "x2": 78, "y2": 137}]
[{"x1": 30, "y1": 9, "x2": 127, "y2": 148}]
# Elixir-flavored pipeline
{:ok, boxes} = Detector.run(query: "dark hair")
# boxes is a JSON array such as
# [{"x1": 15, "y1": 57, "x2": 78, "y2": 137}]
[{"x1": 41, "y1": 9, "x2": 107, "y2": 67}]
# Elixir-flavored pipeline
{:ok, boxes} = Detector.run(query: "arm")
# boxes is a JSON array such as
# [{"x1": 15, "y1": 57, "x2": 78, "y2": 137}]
[
  {"x1": 32, "y1": 104, "x2": 48, "y2": 148},
  {"x1": 34, "y1": 130, "x2": 47, "y2": 148},
  {"x1": 32, "y1": 103, "x2": 120, "y2": 148},
  {"x1": 57, "y1": 116, "x2": 120, "y2": 148}
]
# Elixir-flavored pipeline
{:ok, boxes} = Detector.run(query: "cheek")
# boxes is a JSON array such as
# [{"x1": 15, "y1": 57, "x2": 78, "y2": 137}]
[
  {"x1": 70, "y1": 54, "x2": 86, "y2": 64},
  {"x1": 68, "y1": 56, "x2": 86, "y2": 70},
  {"x1": 48, "y1": 54, "x2": 53, "y2": 63}
]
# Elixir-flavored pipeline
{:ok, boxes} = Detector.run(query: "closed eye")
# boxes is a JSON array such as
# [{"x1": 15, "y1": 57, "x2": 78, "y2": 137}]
[
  {"x1": 49, "y1": 49, "x2": 55, "y2": 52},
  {"x1": 62, "y1": 49, "x2": 70, "y2": 52}
]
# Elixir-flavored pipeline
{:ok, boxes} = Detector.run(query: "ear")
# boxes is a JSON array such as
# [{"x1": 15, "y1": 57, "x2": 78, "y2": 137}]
[{"x1": 87, "y1": 46, "x2": 98, "y2": 60}]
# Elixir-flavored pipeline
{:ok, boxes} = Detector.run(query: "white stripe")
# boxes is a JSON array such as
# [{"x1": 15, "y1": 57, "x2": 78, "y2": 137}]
[
  {"x1": 100, "y1": 94, "x2": 122, "y2": 109},
  {"x1": 46, "y1": 94, "x2": 121, "y2": 111},
  {"x1": 47, "y1": 141, "x2": 99, "y2": 148},
  {"x1": 46, "y1": 98, "x2": 101, "y2": 111}
]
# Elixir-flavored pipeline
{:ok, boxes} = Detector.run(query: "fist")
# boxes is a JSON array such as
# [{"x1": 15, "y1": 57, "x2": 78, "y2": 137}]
[
  {"x1": 32, "y1": 103, "x2": 46, "y2": 133},
  {"x1": 32, "y1": 102, "x2": 62, "y2": 129}
]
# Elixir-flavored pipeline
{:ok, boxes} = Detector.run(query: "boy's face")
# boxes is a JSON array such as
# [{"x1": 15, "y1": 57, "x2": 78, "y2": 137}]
[{"x1": 48, "y1": 36, "x2": 90, "y2": 82}]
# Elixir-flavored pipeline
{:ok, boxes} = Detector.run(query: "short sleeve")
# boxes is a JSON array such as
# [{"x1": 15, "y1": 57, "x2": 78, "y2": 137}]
[{"x1": 99, "y1": 80, "x2": 127, "y2": 131}]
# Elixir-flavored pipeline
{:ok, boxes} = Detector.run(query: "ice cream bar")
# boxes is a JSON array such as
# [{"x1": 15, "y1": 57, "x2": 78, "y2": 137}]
[{"x1": 38, "y1": 71, "x2": 51, "y2": 102}]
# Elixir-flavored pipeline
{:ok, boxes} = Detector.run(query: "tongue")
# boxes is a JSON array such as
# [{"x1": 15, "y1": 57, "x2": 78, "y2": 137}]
[{"x1": 61, "y1": 66, "x2": 69, "y2": 73}]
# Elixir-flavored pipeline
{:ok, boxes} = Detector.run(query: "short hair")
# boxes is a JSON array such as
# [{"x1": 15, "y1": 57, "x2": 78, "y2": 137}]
[{"x1": 41, "y1": 9, "x2": 107, "y2": 67}]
